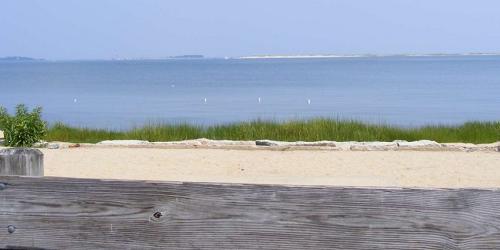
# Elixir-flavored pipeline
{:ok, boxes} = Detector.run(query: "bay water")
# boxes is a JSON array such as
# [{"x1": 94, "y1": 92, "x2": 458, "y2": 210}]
[{"x1": 1, "y1": 56, "x2": 499, "y2": 129}]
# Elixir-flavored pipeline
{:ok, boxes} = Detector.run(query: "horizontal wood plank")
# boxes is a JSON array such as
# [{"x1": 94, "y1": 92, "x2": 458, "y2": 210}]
[{"x1": 1, "y1": 176, "x2": 500, "y2": 249}]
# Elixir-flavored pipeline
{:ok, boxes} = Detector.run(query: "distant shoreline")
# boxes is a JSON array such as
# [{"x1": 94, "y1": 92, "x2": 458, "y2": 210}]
[
  {"x1": 238, "y1": 53, "x2": 500, "y2": 59},
  {"x1": 0, "y1": 56, "x2": 45, "y2": 62},
  {"x1": 3, "y1": 53, "x2": 500, "y2": 62}
]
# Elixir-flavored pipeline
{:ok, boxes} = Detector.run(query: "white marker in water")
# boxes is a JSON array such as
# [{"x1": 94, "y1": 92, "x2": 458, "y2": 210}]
[
  {"x1": 204, "y1": 98, "x2": 207, "y2": 103},
  {"x1": 307, "y1": 99, "x2": 311, "y2": 105},
  {"x1": 258, "y1": 97, "x2": 261, "y2": 103},
  {"x1": 73, "y1": 98, "x2": 78, "y2": 103}
]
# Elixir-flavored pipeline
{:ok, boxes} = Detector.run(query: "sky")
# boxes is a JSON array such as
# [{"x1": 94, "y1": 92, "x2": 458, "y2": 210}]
[{"x1": 1, "y1": 0, "x2": 500, "y2": 60}]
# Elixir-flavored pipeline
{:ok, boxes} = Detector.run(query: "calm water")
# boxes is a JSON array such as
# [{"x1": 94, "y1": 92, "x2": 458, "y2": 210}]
[{"x1": 1, "y1": 56, "x2": 499, "y2": 128}]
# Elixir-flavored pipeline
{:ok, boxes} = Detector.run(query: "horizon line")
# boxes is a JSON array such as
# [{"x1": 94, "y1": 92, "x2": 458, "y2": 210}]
[{"x1": 2, "y1": 51, "x2": 500, "y2": 61}]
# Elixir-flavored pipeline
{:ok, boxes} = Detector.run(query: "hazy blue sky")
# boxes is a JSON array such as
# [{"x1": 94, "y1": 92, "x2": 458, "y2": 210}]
[{"x1": 1, "y1": 0, "x2": 500, "y2": 59}]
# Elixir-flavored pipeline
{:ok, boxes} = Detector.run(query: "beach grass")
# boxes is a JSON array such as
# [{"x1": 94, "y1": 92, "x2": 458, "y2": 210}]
[{"x1": 44, "y1": 119, "x2": 500, "y2": 144}]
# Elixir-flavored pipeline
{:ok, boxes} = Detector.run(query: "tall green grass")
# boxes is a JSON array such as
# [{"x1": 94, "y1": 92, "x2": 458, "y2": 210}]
[{"x1": 45, "y1": 119, "x2": 500, "y2": 144}]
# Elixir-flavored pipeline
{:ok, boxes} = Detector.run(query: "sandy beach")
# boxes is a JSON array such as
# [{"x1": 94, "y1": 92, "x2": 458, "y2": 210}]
[{"x1": 39, "y1": 147, "x2": 500, "y2": 188}]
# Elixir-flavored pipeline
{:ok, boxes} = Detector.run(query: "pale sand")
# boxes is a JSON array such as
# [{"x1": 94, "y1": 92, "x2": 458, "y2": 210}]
[{"x1": 39, "y1": 147, "x2": 500, "y2": 188}]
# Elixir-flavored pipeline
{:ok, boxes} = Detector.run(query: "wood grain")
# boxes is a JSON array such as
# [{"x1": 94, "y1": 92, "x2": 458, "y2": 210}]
[{"x1": 1, "y1": 176, "x2": 500, "y2": 249}]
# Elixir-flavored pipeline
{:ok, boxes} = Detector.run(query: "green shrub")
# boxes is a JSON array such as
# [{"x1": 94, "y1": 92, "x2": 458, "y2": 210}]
[{"x1": 0, "y1": 104, "x2": 46, "y2": 147}]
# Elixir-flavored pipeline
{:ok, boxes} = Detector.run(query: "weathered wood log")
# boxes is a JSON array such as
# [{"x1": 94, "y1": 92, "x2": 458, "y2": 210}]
[
  {"x1": 2, "y1": 176, "x2": 500, "y2": 249},
  {"x1": 0, "y1": 148, "x2": 43, "y2": 176}
]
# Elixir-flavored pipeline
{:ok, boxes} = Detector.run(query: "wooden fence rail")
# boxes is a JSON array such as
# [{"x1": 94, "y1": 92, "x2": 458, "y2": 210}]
[{"x1": 2, "y1": 176, "x2": 500, "y2": 249}]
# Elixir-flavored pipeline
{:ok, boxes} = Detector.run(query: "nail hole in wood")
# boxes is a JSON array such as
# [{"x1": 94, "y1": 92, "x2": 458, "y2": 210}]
[{"x1": 7, "y1": 225, "x2": 16, "y2": 234}]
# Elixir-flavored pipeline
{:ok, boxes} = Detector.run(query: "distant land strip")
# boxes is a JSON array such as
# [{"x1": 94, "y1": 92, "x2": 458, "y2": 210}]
[{"x1": 239, "y1": 52, "x2": 500, "y2": 59}]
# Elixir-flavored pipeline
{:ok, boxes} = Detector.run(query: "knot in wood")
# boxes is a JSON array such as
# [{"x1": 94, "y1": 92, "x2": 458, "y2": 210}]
[{"x1": 150, "y1": 208, "x2": 169, "y2": 223}]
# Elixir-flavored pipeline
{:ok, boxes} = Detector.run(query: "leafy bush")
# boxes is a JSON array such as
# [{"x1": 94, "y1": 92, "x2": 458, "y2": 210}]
[{"x1": 0, "y1": 104, "x2": 46, "y2": 147}]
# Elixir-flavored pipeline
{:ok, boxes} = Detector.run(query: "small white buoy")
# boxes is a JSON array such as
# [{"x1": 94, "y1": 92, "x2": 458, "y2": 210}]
[
  {"x1": 73, "y1": 98, "x2": 77, "y2": 103},
  {"x1": 307, "y1": 99, "x2": 311, "y2": 105},
  {"x1": 258, "y1": 97, "x2": 261, "y2": 103},
  {"x1": 204, "y1": 98, "x2": 207, "y2": 103}
]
